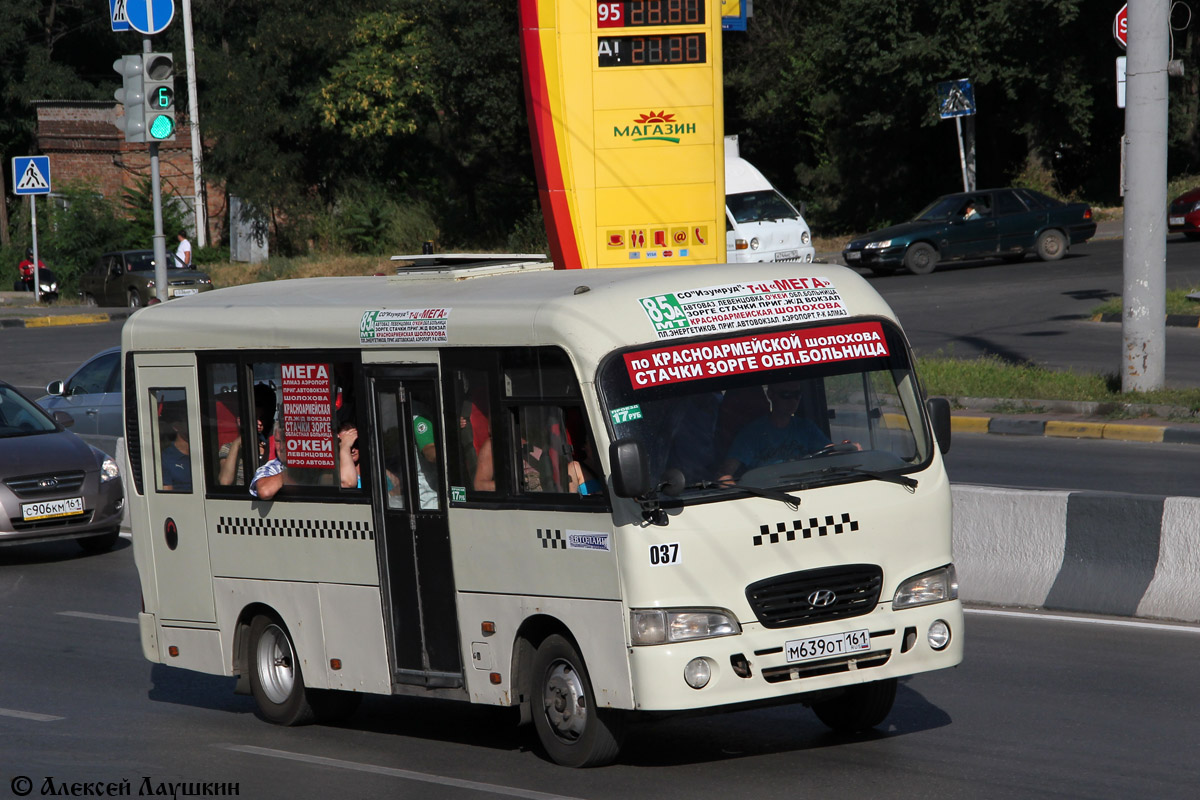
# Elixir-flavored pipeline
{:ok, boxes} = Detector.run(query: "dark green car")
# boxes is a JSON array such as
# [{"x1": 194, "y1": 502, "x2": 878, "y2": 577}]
[
  {"x1": 842, "y1": 188, "x2": 1097, "y2": 276},
  {"x1": 78, "y1": 250, "x2": 215, "y2": 308}
]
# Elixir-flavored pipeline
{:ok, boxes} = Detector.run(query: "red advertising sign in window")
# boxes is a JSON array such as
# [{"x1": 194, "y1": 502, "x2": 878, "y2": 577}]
[
  {"x1": 281, "y1": 363, "x2": 335, "y2": 468},
  {"x1": 623, "y1": 321, "x2": 889, "y2": 388}
]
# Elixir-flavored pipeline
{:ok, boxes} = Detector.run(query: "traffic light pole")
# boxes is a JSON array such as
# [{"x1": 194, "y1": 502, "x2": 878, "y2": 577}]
[{"x1": 145, "y1": 38, "x2": 169, "y2": 303}]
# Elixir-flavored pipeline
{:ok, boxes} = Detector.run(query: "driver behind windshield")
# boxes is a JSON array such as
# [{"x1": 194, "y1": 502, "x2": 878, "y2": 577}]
[{"x1": 717, "y1": 382, "x2": 830, "y2": 483}]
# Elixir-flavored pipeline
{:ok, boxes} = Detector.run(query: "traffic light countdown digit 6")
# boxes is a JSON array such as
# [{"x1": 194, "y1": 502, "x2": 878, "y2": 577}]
[
  {"x1": 112, "y1": 55, "x2": 146, "y2": 143},
  {"x1": 142, "y1": 53, "x2": 176, "y2": 142}
]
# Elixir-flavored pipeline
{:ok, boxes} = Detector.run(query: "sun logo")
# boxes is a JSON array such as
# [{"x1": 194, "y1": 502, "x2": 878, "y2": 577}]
[{"x1": 633, "y1": 111, "x2": 675, "y2": 124}]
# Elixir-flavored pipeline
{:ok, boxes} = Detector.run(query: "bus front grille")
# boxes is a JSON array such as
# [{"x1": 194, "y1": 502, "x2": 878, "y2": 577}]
[{"x1": 746, "y1": 564, "x2": 883, "y2": 629}]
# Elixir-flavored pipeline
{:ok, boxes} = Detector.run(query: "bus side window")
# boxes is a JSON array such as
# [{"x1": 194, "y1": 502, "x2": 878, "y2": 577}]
[
  {"x1": 450, "y1": 368, "x2": 492, "y2": 495},
  {"x1": 152, "y1": 388, "x2": 192, "y2": 493}
]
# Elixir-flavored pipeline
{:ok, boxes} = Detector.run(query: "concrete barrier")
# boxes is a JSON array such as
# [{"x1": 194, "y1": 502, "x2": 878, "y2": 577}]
[{"x1": 952, "y1": 485, "x2": 1200, "y2": 623}]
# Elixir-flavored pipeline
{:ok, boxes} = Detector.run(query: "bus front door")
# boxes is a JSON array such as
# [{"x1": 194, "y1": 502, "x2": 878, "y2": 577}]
[{"x1": 368, "y1": 369, "x2": 463, "y2": 689}]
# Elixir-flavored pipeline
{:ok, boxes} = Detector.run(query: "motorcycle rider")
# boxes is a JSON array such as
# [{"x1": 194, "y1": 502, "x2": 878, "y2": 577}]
[{"x1": 17, "y1": 248, "x2": 45, "y2": 292}]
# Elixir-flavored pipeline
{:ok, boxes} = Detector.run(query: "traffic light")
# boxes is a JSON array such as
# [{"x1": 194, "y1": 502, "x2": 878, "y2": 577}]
[
  {"x1": 142, "y1": 52, "x2": 177, "y2": 142},
  {"x1": 113, "y1": 55, "x2": 146, "y2": 143}
]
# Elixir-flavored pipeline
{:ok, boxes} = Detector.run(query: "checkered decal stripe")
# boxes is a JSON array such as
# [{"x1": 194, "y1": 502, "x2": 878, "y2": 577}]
[
  {"x1": 753, "y1": 513, "x2": 859, "y2": 546},
  {"x1": 537, "y1": 529, "x2": 565, "y2": 549},
  {"x1": 216, "y1": 516, "x2": 374, "y2": 541}
]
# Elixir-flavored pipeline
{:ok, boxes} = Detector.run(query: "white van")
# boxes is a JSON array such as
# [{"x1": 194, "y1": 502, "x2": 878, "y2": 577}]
[
  {"x1": 124, "y1": 256, "x2": 960, "y2": 767},
  {"x1": 726, "y1": 135, "x2": 815, "y2": 264}
]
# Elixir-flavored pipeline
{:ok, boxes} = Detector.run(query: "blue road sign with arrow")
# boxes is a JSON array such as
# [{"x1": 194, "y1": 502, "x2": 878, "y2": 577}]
[
  {"x1": 12, "y1": 157, "x2": 51, "y2": 196},
  {"x1": 125, "y1": 0, "x2": 175, "y2": 35}
]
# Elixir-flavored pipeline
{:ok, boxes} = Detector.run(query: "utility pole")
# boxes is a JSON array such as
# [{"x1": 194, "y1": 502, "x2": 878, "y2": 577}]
[
  {"x1": 1121, "y1": 0, "x2": 1169, "y2": 392},
  {"x1": 181, "y1": 0, "x2": 206, "y2": 247}
]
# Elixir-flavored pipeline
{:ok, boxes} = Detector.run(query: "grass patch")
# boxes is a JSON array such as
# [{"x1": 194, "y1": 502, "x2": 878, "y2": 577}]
[
  {"x1": 1091, "y1": 286, "x2": 1200, "y2": 317},
  {"x1": 206, "y1": 254, "x2": 391, "y2": 288},
  {"x1": 918, "y1": 354, "x2": 1200, "y2": 414}
]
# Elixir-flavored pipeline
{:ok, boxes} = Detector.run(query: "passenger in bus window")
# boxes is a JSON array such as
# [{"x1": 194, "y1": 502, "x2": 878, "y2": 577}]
[
  {"x1": 473, "y1": 437, "x2": 495, "y2": 491},
  {"x1": 337, "y1": 420, "x2": 362, "y2": 489},
  {"x1": 250, "y1": 426, "x2": 285, "y2": 499},
  {"x1": 161, "y1": 412, "x2": 193, "y2": 492},
  {"x1": 412, "y1": 413, "x2": 438, "y2": 508},
  {"x1": 567, "y1": 453, "x2": 603, "y2": 496},
  {"x1": 717, "y1": 382, "x2": 830, "y2": 483}
]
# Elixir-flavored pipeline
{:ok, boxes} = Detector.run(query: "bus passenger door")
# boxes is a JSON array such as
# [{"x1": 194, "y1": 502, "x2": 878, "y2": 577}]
[
  {"x1": 368, "y1": 369, "x2": 462, "y2": 689},
  {"x1": 137, "y1": 364, "x2": 215, "y2": 623}
]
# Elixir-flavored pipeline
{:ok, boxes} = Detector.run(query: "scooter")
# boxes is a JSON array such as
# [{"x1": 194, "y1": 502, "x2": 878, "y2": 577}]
[{"x1": 13, "y1": 266, "x2": 60, "y2": 302}]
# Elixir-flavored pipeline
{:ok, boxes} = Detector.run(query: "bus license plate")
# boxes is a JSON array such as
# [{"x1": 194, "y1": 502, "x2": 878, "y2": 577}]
[
  {"x1": 773, "y1": 250, "x2": 798, "y2": 261},
  {"x1": 22, "y1": 497, "x2": 85, "y2": 521},
  {"x1": 785, "y1": 629, "x2": 870, "y2": 663},
  {"x1": 1170, "y1": 216, "x2": 1185, "y2": 226}
]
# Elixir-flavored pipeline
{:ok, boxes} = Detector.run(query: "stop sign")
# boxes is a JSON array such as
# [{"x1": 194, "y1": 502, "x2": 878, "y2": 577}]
[{"x1": 1114, "y1": 3, "x2": 1127, "y2": 49}]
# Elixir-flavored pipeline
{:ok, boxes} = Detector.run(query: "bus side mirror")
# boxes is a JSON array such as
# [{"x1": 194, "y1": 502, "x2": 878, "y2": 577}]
[
  {"x1": 610, "y1": 438, "x2": 651, "y2": 498},
  {"x1": 927, "y1": 397, "x2": 951, "y2": 454}
]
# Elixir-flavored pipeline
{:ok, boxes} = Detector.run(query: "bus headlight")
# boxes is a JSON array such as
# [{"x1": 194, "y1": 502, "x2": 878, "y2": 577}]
[
  {"x1": 749, "y1": 237, "x2": 760, "y2": 250},
  {"x1": 801, "y1": 231, "x2": 811, "y2": 245},
  {"x1": 631, "y1": 609, "x2": 741, "y2": 645},
  {"x1": 893, "y1": 565, "x2": 958, "y2": 609}
]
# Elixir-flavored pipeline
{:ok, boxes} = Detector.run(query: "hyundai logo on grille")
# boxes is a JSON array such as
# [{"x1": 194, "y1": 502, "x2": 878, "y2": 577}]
[
  {"x1": 39, "y1": 478, "x2": 59, "y2": 489},
  {"x1": 808, "y1": 589, "x2": 837, "y2": 608}
]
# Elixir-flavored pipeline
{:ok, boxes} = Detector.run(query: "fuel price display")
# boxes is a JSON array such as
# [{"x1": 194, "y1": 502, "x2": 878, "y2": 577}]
[{"x1": 597, "y1": 0, "x2": 706, "y2": 28}]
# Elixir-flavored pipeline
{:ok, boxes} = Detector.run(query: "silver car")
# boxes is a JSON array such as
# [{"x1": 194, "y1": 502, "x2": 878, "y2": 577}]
[
  {"x1": 0, "y1": 381, "x2": 125, "y2": 553},
  {"x1": 38, "y1": 346, "x2": 123, "y2": 453}
]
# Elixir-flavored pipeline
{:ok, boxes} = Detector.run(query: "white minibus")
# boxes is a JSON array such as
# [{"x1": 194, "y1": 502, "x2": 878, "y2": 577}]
[
  {"x1": 124, "y1": 257, "x2": 961, "y2": 767},
  {"x1": 725, "y1": 135, "x2": 816, "y2": 264}
]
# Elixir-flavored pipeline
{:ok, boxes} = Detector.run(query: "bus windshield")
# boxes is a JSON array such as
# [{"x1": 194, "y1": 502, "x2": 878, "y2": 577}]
[
  {"x1": 597, "y1": 320, "x2": 933, "y2": 497},
  {"x1": 727, "y1": 190, "x2": 800, "y2": 224}
]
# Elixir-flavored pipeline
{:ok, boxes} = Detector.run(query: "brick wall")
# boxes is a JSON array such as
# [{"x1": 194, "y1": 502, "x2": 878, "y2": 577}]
[{"x1": 33, "y1": 101, "x2": 227, "y2": 244}]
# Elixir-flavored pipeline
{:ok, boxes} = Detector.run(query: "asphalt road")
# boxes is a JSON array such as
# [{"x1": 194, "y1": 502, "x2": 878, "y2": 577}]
[
  {"x1": 3, "y1": 540, "x2": 1200, "y2": 798},
  {"x1": 862, "y1": 235, "x2": 1200, "y2": 387}
]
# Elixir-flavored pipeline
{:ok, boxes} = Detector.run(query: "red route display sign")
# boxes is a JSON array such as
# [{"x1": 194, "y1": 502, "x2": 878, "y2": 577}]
[
  {"x1": 623, "y1": 321, "x2": 890, "y2": 388},
  {"x1": 281, "y1": 363, "x2": 335, "y2": 469}
]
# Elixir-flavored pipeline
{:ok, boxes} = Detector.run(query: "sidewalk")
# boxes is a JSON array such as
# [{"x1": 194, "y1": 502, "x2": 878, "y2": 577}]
[{"x1": 0, "y1": 291, "x2": 132, "y2": 328}]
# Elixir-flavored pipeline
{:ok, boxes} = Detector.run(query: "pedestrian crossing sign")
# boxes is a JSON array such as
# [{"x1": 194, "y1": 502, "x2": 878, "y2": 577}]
[
  {"x1": 936, "y1": 79, "x2": 976, "y2": 119},
  {"x1": 12, "y1": 156, "x2": 51, "y2": 196}
]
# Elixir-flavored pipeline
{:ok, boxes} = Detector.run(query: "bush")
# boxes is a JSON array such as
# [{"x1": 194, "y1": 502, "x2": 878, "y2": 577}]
[
  {"x1": 311, "y1": 184, "x2": 440, "y2": 255},
  {"x1": 505, "y1": 202, "x2": 549, "y2": 255},
  {"x1": 191, "y1": 245, "x2": 227, "y2": 266}
]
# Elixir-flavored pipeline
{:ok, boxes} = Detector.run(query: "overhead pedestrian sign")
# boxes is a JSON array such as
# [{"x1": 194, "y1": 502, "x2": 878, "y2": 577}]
[
  {"x1": 12, "y1": 157, "x2": 51, "y2": 196},
  {"x1": 125, "y1": 0, "x2": 174, "y2": 35}
]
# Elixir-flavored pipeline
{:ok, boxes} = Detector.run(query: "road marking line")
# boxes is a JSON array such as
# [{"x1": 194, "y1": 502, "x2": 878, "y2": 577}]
[
  {"x1": 966, "y1": 607, "x2": 1200, "y2": 634},
  {"x1": 221, "y1": 744, "x2": 586, "y2": 800},
  {"x1": 0, "y1": 708, "x2": 64, "y2": 722},
  {"x1": 58, "y1": 611, "x2": 138, "y2": 624}
]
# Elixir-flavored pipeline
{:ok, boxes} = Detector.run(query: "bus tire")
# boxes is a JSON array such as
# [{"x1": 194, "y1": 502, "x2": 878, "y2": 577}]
[
  {"x1": 531, "y1": 634, "x2": 624, "y2": 767},
  {"x1": 248, "y1": 615, "x2": 315, "y2": 726},
  {"x1": 812, "y1": 677, "x2": 897, "y2": 734}
]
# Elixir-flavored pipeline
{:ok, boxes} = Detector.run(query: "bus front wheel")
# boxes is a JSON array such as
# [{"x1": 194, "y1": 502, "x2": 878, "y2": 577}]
[
  {"x1": 248, "y1": 615, "x2": 316, "y2": 726},
  {"x1": 531, "y1": 634, "x2": 625, "y2": 767},
  {"x1": 812, "y1": 677, "x2": 897, "y2": 734}
]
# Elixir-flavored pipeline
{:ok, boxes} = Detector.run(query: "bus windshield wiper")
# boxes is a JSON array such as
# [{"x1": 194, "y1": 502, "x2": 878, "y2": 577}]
[
  {"x1": 683, "y1": 479, "x2": 801, "y2": 510},
  {"x1": 785, "y1": 464, "x2": 918, "y2": 492}
]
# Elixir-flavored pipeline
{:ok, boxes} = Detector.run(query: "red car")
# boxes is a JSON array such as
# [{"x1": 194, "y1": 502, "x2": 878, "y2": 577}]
[{"x1": 1168, "y1": 188, "x2": 1200, "y2": 239}]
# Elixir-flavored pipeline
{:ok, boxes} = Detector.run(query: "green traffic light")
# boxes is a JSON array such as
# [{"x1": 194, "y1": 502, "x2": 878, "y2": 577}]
[{"x1": 149, "y1": 114, "x2": 175, "y2": 140}]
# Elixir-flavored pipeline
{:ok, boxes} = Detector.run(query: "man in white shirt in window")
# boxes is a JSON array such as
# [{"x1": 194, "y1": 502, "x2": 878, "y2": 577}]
[{"x1": 175, "y1": 230, "x2": 192, "y2": 268}]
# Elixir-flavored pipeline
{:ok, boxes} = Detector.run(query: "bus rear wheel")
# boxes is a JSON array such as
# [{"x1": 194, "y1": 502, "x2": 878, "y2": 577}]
[
  {"x1": 812, "y1": 677, "x2": 897, "y2": 734},
  {"x1": 248, "y1": 615, "x2": 316, "y2": 726},
  {"x1": 531, "y1": 634, "x2": 625, "y2": 767}
]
